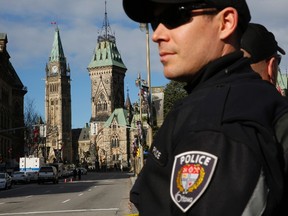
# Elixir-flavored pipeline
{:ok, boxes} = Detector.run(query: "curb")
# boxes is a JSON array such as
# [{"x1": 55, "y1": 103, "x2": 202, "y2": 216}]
[{"x1": 126, "y1": 175, "x2": 139, "y2": 215}]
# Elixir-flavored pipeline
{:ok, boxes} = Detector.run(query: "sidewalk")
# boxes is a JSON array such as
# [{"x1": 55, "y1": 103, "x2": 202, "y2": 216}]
[{"x1": 124, "y1": 175, "x2": 139, "y2": 216}]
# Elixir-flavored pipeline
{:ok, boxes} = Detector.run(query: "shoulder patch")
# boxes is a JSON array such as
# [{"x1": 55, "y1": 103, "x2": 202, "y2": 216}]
[{"x1": 170, "y1": 151, "x2": 218, "y2": 212}]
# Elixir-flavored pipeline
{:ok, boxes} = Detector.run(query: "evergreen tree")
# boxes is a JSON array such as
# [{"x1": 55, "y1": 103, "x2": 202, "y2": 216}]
[{"x1": 163, "y1": 80, "x2": 188, "y2": 118}]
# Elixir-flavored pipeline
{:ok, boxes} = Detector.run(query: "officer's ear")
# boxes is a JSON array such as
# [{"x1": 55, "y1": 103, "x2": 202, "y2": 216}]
[
  {"x1": 267, "y1": 56, "x2": 278, "y2": 85},
  {"x1": 218, "y1": 7, "x2": 238, "y2": 40}
]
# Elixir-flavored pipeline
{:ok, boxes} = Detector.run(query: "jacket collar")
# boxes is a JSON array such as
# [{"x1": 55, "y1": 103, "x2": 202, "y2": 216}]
[{"x1": 184, "y1": 51, "x2": 253, "y2": 94}]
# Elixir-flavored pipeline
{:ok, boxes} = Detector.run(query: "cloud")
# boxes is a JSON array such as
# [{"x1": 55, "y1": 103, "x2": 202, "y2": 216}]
[
  {"x1": 1, "y1": 0, "x2": 288, "y2": 128},
  {"x1": 248, "y1": 0, "x2": 288, "y2": 71}
]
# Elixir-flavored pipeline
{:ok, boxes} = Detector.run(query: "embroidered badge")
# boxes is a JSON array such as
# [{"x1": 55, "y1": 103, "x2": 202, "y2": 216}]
[{"x1": 170, "y1": 151, "x2": 218, "y2": 212}]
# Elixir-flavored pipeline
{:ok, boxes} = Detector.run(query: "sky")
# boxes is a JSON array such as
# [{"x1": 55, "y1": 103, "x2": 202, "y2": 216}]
[{"x1": 1, "y1": 0, "x2": 288, "y2": 129}]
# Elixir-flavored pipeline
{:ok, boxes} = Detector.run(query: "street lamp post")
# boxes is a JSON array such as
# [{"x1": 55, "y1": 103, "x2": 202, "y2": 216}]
[
  {"x1": 139, "y1": 23, "x2": 151, "y2": 106},
  {"x1": 140, "y1": 23, "x2": 153, "y2": 147}
]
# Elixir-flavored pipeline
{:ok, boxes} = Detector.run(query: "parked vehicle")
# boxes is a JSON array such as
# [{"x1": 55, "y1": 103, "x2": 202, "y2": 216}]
[
  {"x1": 26, "y1": 171, "x2": 38, "y2": 182},
  {"x1": 0, "y1": 172, "x2": 12, "y2": 189},
  {"x1": 48, "y1": 163, "x2": 64, "y2": 178},
  {"x1": 12, "y1": 171, "x2": 31, "y2": 184},
  {"x1": 62, "y1": 169, "x2": 73, "y2": 178},
  {"x1": 78, "y1": 167, "x2": 88, "y2": 175},
  {"x1": 38, "y1": 166, "x2": 58, "y2": 184},
  {"x1": 19, "y1": 157, "x2": 42, "y2": 172}
]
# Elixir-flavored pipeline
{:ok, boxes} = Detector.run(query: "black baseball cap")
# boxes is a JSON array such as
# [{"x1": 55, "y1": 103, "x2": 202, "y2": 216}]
[
  {"x1": 122, "y1": 0, "x2": 251, "y2": 32},
  {"x1": 241, "y1": 23, "x2": 286, "y2": 63}
]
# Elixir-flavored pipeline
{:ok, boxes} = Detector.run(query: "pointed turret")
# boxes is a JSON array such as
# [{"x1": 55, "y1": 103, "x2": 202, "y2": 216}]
[
  {"x1": 125, "y1": 88, "x2": 133, "y2": 124},
  {"x1": 125, "y1": 88, "x2": 132, "y2": 110},
  {"x1": 88, "y1": 1, "x2": 127, "y2": 123},
  {"x1": 49, "y1": 26, "x2": 65, "y2": 63},
  {"x1": 88, "y1": 1, "x2": 126, "y2": 69}
]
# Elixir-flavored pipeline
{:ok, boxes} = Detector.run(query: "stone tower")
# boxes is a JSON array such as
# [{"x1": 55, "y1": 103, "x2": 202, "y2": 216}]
[
  {"x1": 88, "y1": 2, "x2": 127, "y2": 128},
  {"x1": 86, "y1": 2, "x2": 128, "y2": 169},
  {"x1": 45, "y1": 26, "x2": 72, "y2": 163}
]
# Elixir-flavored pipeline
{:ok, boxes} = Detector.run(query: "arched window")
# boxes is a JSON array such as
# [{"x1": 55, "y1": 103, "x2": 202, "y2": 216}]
[
  {"x1": 97, "y1": 103, "x2": 102, "y2": 111},
  {"x1": 111, "y1": 135, "x2": 119, "y2": 148},
  {"x1": 96, "y1": 93, "x2": 107, "y2": 113}
]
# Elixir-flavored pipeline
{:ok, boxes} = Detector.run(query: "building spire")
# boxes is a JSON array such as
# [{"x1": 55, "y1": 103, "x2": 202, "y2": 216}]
[
  {"x1": 97, "y1": 0, "x2": 115, "y2": 43},
  {"x1": 49, "y1": 24, "x2": 65, "y2": 63},
  {"x1": 125, "y1": 88, "x2": 132, "y2": 109},
  {"x1": 88, "y1": 1, "x2": 126, "y2": 69},
  {"x1": 104, "y1": 1, "x2": 108, "y2": 39}
]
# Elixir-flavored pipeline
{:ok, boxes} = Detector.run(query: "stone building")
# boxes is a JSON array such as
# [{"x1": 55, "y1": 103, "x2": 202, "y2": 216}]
[
  {"x1": 44, "y1": 27, "x2": 72, "y2": 163},
  {"x1": 151, "y1": 86, "x2": 164, "y2": 127},
  {"x1": 76, "y1": 3, "x2": 165, "y2": 170},
  {"x1": 84, "y1": 4, "x2": 132, "y2": 170},
  {"x1": 77, "y1": 125, "x2": 90, "y2": 164},
  {"x1": 0, "y1": 33, "x2": 27, "y2": 165},
  {"x1": 71, "y1": 128, "x2": 81, "y2": 164}
]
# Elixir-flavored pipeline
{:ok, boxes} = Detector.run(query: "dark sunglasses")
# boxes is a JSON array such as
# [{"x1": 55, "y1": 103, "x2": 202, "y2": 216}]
[
  {"x1": 275, "y1": 54, "x2": 282, "y2": 65},
  {"x1": 150, "y1": 4, "x2": 219, "y2": 31},
  {"x1": 264, "y1": 54, "x2": 282, "y2": 65}
]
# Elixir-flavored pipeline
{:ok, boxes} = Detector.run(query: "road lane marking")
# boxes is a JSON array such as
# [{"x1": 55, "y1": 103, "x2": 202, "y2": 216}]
[
  {"x1": 62, "y1": 199, "x2": 70, "y2": 203},
  {"x1": 78, "y1": 193, "x2": 83, "y2": 196},
  {"x1": 0, "y1": 208, "x2": 119, "y2": 215},
  {"x1": 25, "y1": 195, "x2": 32, "y2": 198}
]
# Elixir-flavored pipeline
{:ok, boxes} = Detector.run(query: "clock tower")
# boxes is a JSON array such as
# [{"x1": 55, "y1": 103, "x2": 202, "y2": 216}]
[{"x1": 45, "y1": 26, "x2": 72, "y2": 163}]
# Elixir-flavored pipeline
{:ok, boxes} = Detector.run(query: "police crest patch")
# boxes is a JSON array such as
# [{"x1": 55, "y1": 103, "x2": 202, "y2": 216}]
[{"x1": 170, "y1": 151, "x2": 218, "y2": 212}]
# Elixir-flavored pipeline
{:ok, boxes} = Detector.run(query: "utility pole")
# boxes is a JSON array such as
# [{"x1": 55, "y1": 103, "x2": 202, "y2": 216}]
[{"x1": 140, "y1": 23, "x2": 153, "y2": 147}]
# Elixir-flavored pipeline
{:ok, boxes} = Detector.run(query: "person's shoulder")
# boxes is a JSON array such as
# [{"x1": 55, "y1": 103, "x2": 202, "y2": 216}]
[
  {"x1": 225, "y1": 79, "x2": 288, "y2": 128},
  {"x1": 231, "y1": 78, "x2": 283, "y2": 101}
]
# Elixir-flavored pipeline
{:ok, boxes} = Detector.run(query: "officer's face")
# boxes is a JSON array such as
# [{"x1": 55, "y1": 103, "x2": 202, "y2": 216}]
[{"x1": 151, "y1": 5, "x2": 237, "y2": 82}]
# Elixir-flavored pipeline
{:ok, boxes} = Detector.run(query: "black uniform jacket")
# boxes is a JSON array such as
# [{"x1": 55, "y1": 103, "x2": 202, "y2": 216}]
[{"x1": 130, "y1": 51, "x2": 288, "y2": 216}]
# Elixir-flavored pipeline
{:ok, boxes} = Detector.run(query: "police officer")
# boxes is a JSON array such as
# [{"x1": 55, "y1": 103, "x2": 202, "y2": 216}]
[
  {"x1": 241, "y1": 22, "x2": 288, "y2": 214},
  {"x1": 123, "y1": 0, "x2": 288, "y2": 215},
  {"x1": 241, "y1": 23, "x2": 286, "y2": 87}
]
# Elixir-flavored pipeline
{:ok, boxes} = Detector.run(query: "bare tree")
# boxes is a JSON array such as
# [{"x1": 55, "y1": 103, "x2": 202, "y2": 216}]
[
  {"x1": 24, "y1": 97, "x2": 43, "y2": 156},
  {"x1": 24, "y1": 98, "x2": 41, "y2": 127}
]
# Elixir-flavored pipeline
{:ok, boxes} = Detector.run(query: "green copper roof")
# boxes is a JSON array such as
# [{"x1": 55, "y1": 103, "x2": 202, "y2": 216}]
[
  {"x1": 49, "y1": 27, "x2": 65, "y2": 63},
  {"x1": 88, "y1": 39, "x2": 126, "y2": 69},
  {"x1": 0, "y1": 33, "x2": 7, "y2": 40},
  {"x1": 88, "y1": 2, "x2": 126, "y2": 70},
  {"x1": 104, "y1": 108, "x2": 128, "y2": 128}
]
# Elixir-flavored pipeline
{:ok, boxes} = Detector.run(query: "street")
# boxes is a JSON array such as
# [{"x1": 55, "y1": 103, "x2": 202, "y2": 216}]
[{"x1": 0, "y1": 171, "x2": 137, "y2": 216}]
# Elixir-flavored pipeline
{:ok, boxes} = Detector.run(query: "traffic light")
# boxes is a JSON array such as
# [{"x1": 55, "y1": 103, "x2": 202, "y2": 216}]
[{"x1": 136, "y1": 148, "x2": 140, "y2": 157}]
